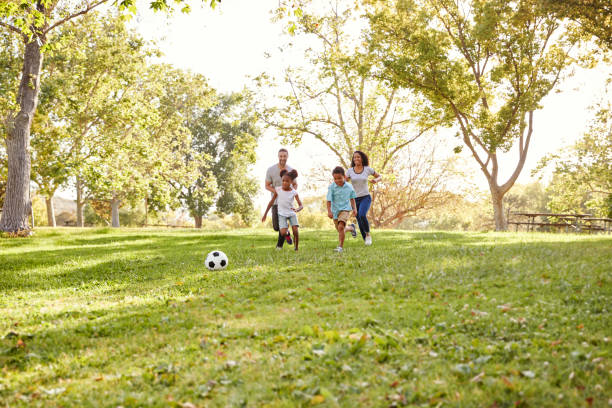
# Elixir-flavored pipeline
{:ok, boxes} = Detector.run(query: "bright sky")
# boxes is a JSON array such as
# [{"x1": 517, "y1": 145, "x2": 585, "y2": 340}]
[{"x1": 132, "y1": 0, "x2": 611, "y2": 208}]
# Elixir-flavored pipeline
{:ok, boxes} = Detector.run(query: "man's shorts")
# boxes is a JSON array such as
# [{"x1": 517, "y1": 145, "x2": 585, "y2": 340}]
[
  {"x1": 333, "y1": 210, "x2": 351, "y2": 227},
  {"x1": 278, "y1": 214, "x2": 299, "y2": 229}
]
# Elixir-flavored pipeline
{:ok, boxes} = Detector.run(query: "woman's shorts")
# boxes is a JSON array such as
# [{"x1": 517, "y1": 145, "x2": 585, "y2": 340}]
[{"x1": 278, "y1": 214, "x2": 299, "y2": 229}]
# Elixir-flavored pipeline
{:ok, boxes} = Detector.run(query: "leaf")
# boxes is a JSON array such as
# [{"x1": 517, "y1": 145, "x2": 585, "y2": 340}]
[
  {"x1": 501, "y1": 376, "x2": 513, "y2": 388},
  {"x1": 310, "y1": 395, "x2": 325, "y2": 405}
]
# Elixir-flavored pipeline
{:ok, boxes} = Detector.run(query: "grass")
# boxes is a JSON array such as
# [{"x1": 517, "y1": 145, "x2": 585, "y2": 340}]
[{"x1": 0, "y1": 227, "x2": 610, "y2": 407}]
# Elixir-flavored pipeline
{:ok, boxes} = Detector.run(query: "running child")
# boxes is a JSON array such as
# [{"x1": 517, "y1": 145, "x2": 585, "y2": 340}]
[
  {"x1": 262, "y1": 169, "x2": 303, "y2": 251},
  {"x1": 326, "y1": 166, "x2": 357, "y2": 253}
]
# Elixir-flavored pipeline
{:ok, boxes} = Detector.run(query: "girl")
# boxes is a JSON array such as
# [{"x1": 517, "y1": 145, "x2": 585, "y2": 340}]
[
  {"x1": 346, "y1": 151, "x2": 381, "y2": 246},
  {"x1": 262, "y1": 169, "x2": 303, "y2": 251}
]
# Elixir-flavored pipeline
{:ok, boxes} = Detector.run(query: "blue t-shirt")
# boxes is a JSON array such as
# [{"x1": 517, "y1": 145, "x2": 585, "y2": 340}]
[{"x1": 326, "y1": 182, "x2": 356, "y2": 219}]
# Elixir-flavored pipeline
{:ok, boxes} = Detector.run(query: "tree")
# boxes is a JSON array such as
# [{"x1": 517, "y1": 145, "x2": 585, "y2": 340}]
[
  {"x1": 0, "y1": 146, "x2": 6, "y2": 210},
  {"x1": 29, "y1": 12, "x2": 154, "y2": 227},
  {"x1": 183, "y1": 92, "x2": 261, "y2": 227},
  {"x1": 367, "y1": 0, "x2": 591, "y2": 230},
  {"x1": 30, "y1": 114, "x2": 71, "y2": 226},
  {"x1": 539, "y1": 0, "x2": 612, "y2": 49},
  {"x1": 0, "y1": 0, "x2": 222, "y2": 234},
  {"x1": 257, "y1": 0, "x2": 449, "y2": 171},
  {"x1": 369, "y1": 145, "x2": 456, "y2": 227},
  {"x1": 537, "y1": 101, "x2": 612, "y2": 217},
  {"x1": 0, "y1": 30, "x2": 21, "y2": 214},
  {"x1": 80, "y1": 64, "x2": 213, "y2": 228}
]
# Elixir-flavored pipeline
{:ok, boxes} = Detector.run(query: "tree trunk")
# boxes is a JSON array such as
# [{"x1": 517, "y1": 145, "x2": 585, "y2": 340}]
[
  {"x1": 144, "y1": 196, "x2": 148, "y2": 227},
  {"x1": 111, "y1": 194, "x2": 120, "y2": 228},
  {"x1": 194, "y1": 215, "x2": 202, "y2": 228},
  {"x1": 45, "y1": 196, "x2": 56, "y2": 227},
  {"x1": 0, "y1": 39, "x2": 43, "y2": 233},
  {"x1": 76, "y1": 177, "x2": 84, "y2": 227},
  {"x1": 491, "y1": 188, "x2": 507, "y2": 231}
]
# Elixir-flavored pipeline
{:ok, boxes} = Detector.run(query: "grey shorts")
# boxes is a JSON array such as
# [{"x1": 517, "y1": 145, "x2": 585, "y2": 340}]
[{"x1": 278, "y1": 214, "x2": 299, "y2": 229}]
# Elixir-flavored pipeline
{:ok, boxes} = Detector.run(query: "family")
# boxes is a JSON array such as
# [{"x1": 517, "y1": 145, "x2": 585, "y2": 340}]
[{"x1": 262, "y1": 148, "x2": 381, "y2": 252}]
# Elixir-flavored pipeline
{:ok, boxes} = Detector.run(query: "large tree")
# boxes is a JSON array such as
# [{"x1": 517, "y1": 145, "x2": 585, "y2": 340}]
[
  {"x1": 368, "y1": 0, "x2": 592, "y2": 230},
  {"x1": 0, "y1": 0, "x2": 222, "y2": 233},
  {"x1": 80, "y1": 64, "x2": 213, "y2": 228},
  {"x1": 257, "y1": 0, "x2": 449, "y2": 170},
  {"x1": 184, "y1": 92, "x2": 261, "y2": 227},
  {"x1": 257, "y1": 0, "x2": 453, "y2": 226}
]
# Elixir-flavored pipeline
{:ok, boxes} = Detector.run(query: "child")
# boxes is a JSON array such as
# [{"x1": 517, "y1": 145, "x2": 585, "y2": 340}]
[
  {"x1": 262, "y1": 169, "x2": 303, "y2": 251},
  {"x1": 326, "y1": 166, "x2": 357, "y2": 253}
]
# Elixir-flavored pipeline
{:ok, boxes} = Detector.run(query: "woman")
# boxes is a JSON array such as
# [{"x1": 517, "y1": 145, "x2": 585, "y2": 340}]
[{"x1": 346, "y1": 151, "x2": 381, "y2": 246}]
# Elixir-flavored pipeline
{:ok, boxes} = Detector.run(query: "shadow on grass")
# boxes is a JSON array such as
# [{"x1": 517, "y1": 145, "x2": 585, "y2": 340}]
[{"x1": 2, "y1": 230, "x2": 611, "y2": 295}]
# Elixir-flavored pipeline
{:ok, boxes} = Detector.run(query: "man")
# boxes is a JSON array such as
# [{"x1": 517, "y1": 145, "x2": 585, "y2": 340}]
[{"x1": 265, "y1": 148, "x2": 298, "y2": 249}]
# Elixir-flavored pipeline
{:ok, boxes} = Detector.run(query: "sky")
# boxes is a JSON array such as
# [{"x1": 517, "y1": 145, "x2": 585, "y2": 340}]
[{"x1": 130, "y1": 0, "x2": 611, "y2": 208}]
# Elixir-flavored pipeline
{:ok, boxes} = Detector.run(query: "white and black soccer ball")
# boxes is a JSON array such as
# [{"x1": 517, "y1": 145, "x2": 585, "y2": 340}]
[{"x1": 205, "y1": 250, "x2": 228, "y2": 271}]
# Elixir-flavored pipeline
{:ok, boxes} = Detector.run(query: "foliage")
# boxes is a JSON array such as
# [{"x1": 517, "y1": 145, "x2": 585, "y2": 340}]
[
  {"x1": 539, "y1": 0, "x2": 612, "y2": 50},
  {"x1": 503, "y1": 182, "x2": 550, "y2": 215},
  {"x1": 370, "y1": 143, "x2": 458, "y2": 227},
  {"x1": 536, "y1": 101, "x2": 612, "y2": 217},
  {"x1": 399, "y1": 191, "x2": 493, "y2": 231},
  {"x1": 0, "y1": 228, "x2": 610, "y2": 406},
  {"x1": 366, "y1": 0, "x2": 591, "y2": 230},
  {"x1": 257, "y1": 0, "x2": 449, "y2": 171},
  {"x1": 184, "y1": 92, "x2": 261, "y2": 224}
]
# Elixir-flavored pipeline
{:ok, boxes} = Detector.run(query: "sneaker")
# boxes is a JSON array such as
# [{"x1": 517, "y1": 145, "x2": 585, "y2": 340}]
[
  {"x1": 365, "y1": 235, "x2": 372, "y2": 246},
  {"x1": 334, "y1": 246, "x2": 343, "y2": 253},
  {"x1": 349, "y1": 223, "x2": 357, "y2": 238},
  {"x1": 285, "y1": 233, "x2": 293, "y2": 245},
  {"x1": 275, "y1": 246, "x2": 282, "y2": 250}
]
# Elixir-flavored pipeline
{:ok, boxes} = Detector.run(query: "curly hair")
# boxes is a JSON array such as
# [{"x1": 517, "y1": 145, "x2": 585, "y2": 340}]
[
  {"x1": 350, "y1": 150, "x2": 369, "y2": 167},
  {"x1": 280, "y1": 169, "x2": 298, "y2": 180}
]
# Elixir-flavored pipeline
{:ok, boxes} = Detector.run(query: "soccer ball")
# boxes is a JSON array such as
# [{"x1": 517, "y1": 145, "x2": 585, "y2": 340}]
[{"x1": 205, "y1": 250, "x2": 228, "y2": 270}]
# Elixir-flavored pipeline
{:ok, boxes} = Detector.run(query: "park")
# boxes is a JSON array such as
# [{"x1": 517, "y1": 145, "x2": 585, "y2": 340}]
[{"x1": 1, "y1": 0, "x2": 611, "y2": 407}]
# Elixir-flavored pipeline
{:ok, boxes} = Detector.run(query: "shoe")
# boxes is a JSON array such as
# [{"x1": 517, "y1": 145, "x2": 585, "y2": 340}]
[
  {"x1": 275, "y1": 246, "x2": 282, "y2": 250},
  {"x1": 365, "y1": 235, "x2": 372, "y2": 246},
  {"x1": 334, "y1": 246, "x2": 343, "y2": 253},
  {"x1": 285, "y1": 233, "x2": 293, "y2": 245},
  {"x1": 349, "y1": 223, "x2": 357, "y2": 238}
]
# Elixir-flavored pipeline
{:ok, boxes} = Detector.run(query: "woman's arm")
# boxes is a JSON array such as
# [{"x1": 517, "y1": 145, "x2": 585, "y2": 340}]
[{"x1": 369, "y1": 170, "x2": 382, "y2": 184}]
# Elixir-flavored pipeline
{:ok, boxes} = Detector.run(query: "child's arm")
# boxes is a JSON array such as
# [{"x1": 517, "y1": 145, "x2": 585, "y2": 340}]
[
  {"x1": 350, "y1": 198, "x2": 357, "y2": 217},
  {"x1": 292, "y1": 194, "x2": 304, "y2": 212},
  {"x1": 327, "y1": 201, "x2": 333, "y2": 219},
  {"x1": 261, "y1": 193, "x2": 277, "y2": 222}
]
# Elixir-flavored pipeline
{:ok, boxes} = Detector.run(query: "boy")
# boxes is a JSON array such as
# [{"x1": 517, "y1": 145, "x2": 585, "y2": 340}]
[{"x1": 326, "y1": 166, "x2": 357, "y2": 253}]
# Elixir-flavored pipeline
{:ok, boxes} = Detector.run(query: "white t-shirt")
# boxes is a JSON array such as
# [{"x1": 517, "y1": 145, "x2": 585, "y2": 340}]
[
  {"x1": 275, "y1": 186, "x2": 298, "y2": 217},
  {"x1": 265, "y1": 164, "x2": 293, "y2": 204},
  {"x1": 346, "y1": 166, "x2": 375, "y2": 197}
]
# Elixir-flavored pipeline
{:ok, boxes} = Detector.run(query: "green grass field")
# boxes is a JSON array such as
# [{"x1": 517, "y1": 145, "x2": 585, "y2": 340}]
[{"x1": 0, "y1": 228, "x2": 610, "y2": 407}]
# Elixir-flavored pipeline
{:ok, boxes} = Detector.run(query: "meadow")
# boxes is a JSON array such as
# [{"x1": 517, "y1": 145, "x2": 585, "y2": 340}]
[{"x1": 0, "y1": 228, "x2": 610, "y2": 407}]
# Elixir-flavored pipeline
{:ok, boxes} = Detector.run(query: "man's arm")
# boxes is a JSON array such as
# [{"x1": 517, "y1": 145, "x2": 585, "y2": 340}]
[{"x1": 265, "y1": 180, "x2": 276, "y2": 194}]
